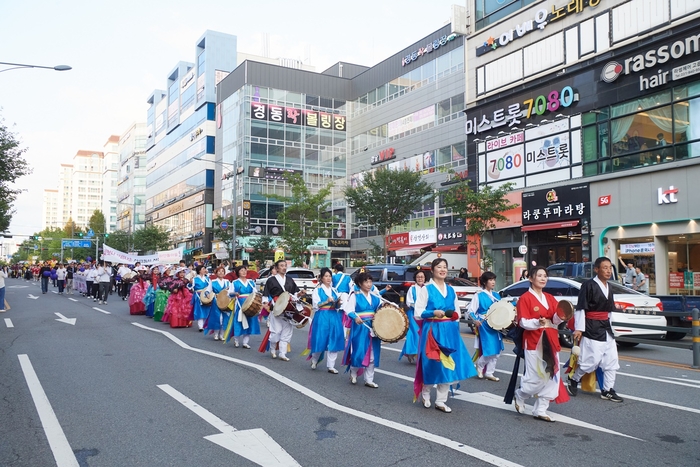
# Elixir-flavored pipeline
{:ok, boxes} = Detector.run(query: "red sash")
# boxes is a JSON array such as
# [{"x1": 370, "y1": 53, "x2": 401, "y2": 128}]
[{"x1": 586, "y1": 311, "x2": 609, "y2": 320}]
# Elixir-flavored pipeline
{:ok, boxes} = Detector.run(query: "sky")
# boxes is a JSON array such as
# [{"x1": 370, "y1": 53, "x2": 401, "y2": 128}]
[{"x1": 0, "y1": 0, "x2": 462, "y2": 237}]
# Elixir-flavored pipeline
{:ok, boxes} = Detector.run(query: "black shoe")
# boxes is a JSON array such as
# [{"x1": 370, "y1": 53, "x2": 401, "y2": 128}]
[
  {"x1": 567, "y1": 376, "x2": 578, "y2": 396},
  {"x1": 601, "y1": 388, "x2": 623, "y2": 402}
]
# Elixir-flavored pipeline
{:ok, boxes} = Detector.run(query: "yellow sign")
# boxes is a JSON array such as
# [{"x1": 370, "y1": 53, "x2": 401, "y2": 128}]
[{"x1": 274, "y1": 248, "x2": 285, "y2": 262}]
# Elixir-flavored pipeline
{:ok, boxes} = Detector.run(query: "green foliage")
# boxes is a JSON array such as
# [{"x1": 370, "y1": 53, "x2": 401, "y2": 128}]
[
  {"x1": 344, "y1": 168, "x2": 434, "y2": 261},
  {"x1": 212, "y1": 215, "x2": 249, "y2": 259},
  {"x1": 366, "y1": 239, "x2": 385, "y2": 264},
  {"x1": 266, "y1": 173, "x2": 334, "y2": 267},
  {"x1": 88, "y1": 210, "x2": 106, "y2": 235},
  {"x1": 103, "y1": 229, "x2": 132, "y2": 253},
  {"x1": 0, "y1": 114, "x2": 32, "y2": 232},
  {"x1": 248, "y1": 235, "x2": 276, "y2": 266},
  {"x1": 133, "y1": 225, "x2": 171, "y2": 253},
  {"x1": 443, "y1": 180, "x2": 518, "y2": 270}
]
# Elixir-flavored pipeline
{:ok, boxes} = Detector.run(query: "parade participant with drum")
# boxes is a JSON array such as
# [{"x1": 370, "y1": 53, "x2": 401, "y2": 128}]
[
  {"x1": 414, "y1": 258, "x2": 477, "y2": 413},
  {"x1": 567, "y1": 257, "x2": 623, "y2": 403},
  {"x1": 467, "y1": 271, "x2": 505, "y2": 381},
  {"x1": 308, "y1": 268, "x2": 345, "y2": 374},
  {"x1": 190, "y1": 265, "x2": 212, "y2": 332},
  {"x1": 224, "y1": 265, "x2": 261, "y2": 348},
  {"x1": 399, "y1": 269, "x2": 426, "y2": 364},
  {"x1": 343, "y1": 272, "x2": 382, "y2": 388},
  {"x1": 513, "y1": 266, "x2": 569, "y2": 422},
  {"x1": 260, "y1": 259, "x2": 300, "y2": 361},
  {"x1": 205, "y1": 266, "x2": 232, "y2": 341}
]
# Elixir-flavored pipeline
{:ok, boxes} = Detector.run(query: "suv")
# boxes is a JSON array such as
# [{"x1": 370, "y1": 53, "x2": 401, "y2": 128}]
[
  {"x1": 256, "y1": 267, "x2": 318, "y2": 294},
  {"x1": 350, "y1": 264, "x2": 429, "y2": 306},
  {"x1": 547, "y1": 262, "x2": 619, "y2": 281}
]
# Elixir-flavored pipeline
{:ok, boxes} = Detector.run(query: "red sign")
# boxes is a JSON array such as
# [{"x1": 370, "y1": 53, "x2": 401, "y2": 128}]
[
  {"x1": 371, "y1": 147, "x2": 396, "y2": 165},
  {"x1": 386, "y1": 232, "x2": 410, "y2": 249},
  {"x1": 669, "y1": 272, "x2": 684, "y2": 288},
  {"x1": 598, "y1": 195, "x2": 612, "y2": 206},
  {"x1": 469, "y1": 247, "x2": 477, "y2": 256}
]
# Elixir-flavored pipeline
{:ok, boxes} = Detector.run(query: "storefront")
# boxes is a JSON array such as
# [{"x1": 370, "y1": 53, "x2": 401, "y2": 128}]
[
  {"x1": 480, "y1": 191, "x2": 522, "y2": 289},
  {"x1": 521, "y1": 183, "x2": 591, "y2": 268},
  {"x1": 591, "y1": 165, "x2": 700, "y2": 295}
]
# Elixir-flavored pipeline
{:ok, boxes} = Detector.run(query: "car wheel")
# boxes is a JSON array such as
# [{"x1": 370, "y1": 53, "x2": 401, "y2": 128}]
[
  {"x1": 558, "y1": 322, "x2": 573, "y2": 349},
  {"x1": 616, "y1": 341, "x2": 639, "y2": 348}
]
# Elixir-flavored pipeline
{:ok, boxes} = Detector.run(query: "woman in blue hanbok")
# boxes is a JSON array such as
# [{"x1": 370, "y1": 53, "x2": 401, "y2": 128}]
[
  {"x1": 189, "y1": 265, "x2": 212, "y2": 332},
  {"x1": 204, "y1": 266, "x2": 231, "y2": 341},
  {"x1": 307, "y1": 268, "x2": 345, "y2": 374},
  {"x1": 414, "y1": 258, "x2": 477, "y2": 413},
  {"x1": 223, "y1": 265, "x2": 260, "y2": 347},
  {"x1": 343, "y1": 272, "x2": 382, "y2": 388},
  {"x1": 399, "y1": 269, "x2": 427, "y2": 364},
  {"x1": 466, "y1": 271, "x2": 504, "y2": 381}
]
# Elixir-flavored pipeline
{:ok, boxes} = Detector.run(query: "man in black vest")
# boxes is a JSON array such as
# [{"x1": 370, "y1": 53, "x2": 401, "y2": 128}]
[
  {"x1": 567, "y1": 257, "x2": 623, "y2": 402},
  {"x1": 262, "y1": 260, "x2": 300, "y2": 361}
]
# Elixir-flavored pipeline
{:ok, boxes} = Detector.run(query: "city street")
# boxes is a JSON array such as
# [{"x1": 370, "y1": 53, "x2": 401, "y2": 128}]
[{"x1": 1, "y1": 278, "x2": 699, "y2": 467}]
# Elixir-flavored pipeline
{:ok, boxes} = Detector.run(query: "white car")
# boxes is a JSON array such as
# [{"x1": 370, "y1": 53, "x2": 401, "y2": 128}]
[
  {"x1": 255, "y1": 267, "x2": 318, "y2": 295},
  {"x1": 446, "y1": 277, "x2": 480, "y2": 311},
  {"x1": 499, "y1": 277, "x2": 666, "y2": 347}
]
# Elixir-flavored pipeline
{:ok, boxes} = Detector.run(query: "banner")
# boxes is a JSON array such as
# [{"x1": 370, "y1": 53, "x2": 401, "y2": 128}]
[{"x1": 102, "y1": 244, "x2": 183, "y2": 265}]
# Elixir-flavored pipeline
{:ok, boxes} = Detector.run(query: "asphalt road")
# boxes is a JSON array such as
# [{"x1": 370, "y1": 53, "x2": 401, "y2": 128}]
[{"x1": 1, "y1": 277, "x2": 699, "y2": 467}]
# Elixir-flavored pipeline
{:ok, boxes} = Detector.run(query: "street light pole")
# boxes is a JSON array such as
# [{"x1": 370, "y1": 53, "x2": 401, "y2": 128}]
[{"x1": 0, "y1": 62, "x2": 72, "y2": 73}]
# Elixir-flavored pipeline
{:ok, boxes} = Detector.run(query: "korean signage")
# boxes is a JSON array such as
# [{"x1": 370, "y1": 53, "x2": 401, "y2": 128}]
[
  {"x1": 598, "y1": 195, "x2": 612, "y2": 206},
  {"x1": 600, "y1": 31, "x2": 700, "y2": 92},
  {"x1": 329, "y1": 239, "x2": 350, "y2": 248},
  {"x1": 436, "y1": 225, "x2": 465, "y2": 246},
  {"x1": 466, "y1": 85, "x2": 577, "y2": 135},
  {"x1": 248, "y1": 166, "x2": 303, "y2": 180},
  {"x1": 402, "y1": 33, "x2": 457, "y2": 66},
  {"x1": 409, "y1": 229, "x2": 437, "y2": 245},
  {"x1": 387, "y1": 232, "x2": 409, "y2": 249},
  {"x1": 250, "y1": 103, "x2": 346, "y2": 131},
  {"x1": 371, "y1": 147, "x2": 396, "y2": 165},
  {"x1": 521, "y1": 183, "x2": 589, "y2": 225},
  {"x1": 620, "y1": 243, "x2": 655, "y2": 254},
  {"x1": 476, "y1": 0, "x2": 601, "y2": 57}
]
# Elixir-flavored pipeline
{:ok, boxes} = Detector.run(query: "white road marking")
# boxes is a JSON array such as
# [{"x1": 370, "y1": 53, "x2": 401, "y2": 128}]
[
  {"x1": 159, "y1": 384, "x2": 301, "y2": 466},
  {"x1": 616, "y1": 371, "x2": 700, "y2": 389},
  {"x1": 52, "y1": 291, "x2": 58, "y2": 294},
  {"x1": 17, "y1": 354, "x2": 79, "y2": 467},
  {"x1": 92, "y1": 307, "x2": 110, "y2": 315},
  {"x1": 28, "y1": 294, "x2": 39, "y2": 300},
  {"x1": 133, "y1": 323, "x2": 522, "y2": 467},
  {"x1": 667, "y1": 376, "x2": 700, "y2": 384},
  {"x1": 54, "y1": 313, "x2": 76, "y2": 326},
  {"x1": 4, "y1": 318, "x2": 13, "y2": 328},
  {"x1": 68, "y1": 298, "x2": 78, "y2": 302}
]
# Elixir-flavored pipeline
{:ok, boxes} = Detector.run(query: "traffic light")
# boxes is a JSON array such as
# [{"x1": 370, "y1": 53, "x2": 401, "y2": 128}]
[
  {"x1": 104, "y1": 233, "x2": 109, "y2": 238},
  {"x1": 77, "y1": 232, "x2": 83, "y2": 238}
]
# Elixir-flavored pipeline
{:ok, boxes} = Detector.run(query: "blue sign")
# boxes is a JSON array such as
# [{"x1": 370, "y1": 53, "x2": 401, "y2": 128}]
[
  {"x1": 86, "y1": 229, "x2": 94, "y2": 238},
  {"x1": 220, "y1": 221, "x2": 229, "y2": 230},
  {"x1": 62, "y1": 240, "x2": 92, "y2": 248}
]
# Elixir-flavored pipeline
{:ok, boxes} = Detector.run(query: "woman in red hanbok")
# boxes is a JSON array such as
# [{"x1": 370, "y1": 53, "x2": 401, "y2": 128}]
[
  {"x1": 128, "y1": 268, "x2": 149, "y2": 315},
  {"x1": 164, "y1": 268, "x2": 193, "y2": 328}
]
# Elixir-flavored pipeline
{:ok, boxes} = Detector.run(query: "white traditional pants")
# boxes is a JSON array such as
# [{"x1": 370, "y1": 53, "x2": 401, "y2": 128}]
[
  {"x1": 477, "y1": 354, "x2": 500, "y2": 377},
  {"x1": 422, "y1": 383, "x2": 450, "y2": 406},
  {"x1": 312, "y1": 351, "x2": 338, "y2": 369},
  {"x1": 350, "y1": 352, "x2": 375, "y2": 383},
  {"x1": 516, "y1": 348, "x2": 561, "y2": 417},
  {"x1": 573, "y1": 332, "x2": 620, "y2": 391},
  {"x1": 268, "y1": 313, "x2": 293, "y2": 357}
]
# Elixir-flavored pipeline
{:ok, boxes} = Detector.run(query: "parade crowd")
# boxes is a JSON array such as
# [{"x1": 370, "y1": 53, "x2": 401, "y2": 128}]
[{"x1": 5, "y1": 256, "x2": 624, "y2": 420}]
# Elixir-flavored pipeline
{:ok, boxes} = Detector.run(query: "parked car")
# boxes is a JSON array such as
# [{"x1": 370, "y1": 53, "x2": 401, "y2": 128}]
[
  {"x1": 350, "y1": 264, "x2": 428, "y2": 306},
  {"x1": 499, "y1": 277, "x2": 666, "y2": 348},
  {"x1": 445, "y1": 276, "x2": 480, "y2": 311},
  {"x1": 547, "y1": 262, "x2": 620, "y2": 281},
  {"x1": 652, "y1": 295, "x2": 700, "y2": 340},
  {"x1": 255, "y1": 267, "x2": 318, "y2": 295}
]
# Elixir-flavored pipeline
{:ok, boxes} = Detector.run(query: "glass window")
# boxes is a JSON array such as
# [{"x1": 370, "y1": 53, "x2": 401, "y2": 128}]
[
  {"x1": 251, "y1": 143, "x2": 266, "y2": 163},
  {"x1": 333, "y1": 99, "x2": 345, "y2": 110},
  {"x1": 320, "y1": 129, "x2": 333, "y2": 147},
  {"x1": 451, "y1": 47, "x2": 464, "y2": 68},
  {"x1": 285, "y1": 125, "x2": 302, "y2": 142},
  {"x1": 388, "y1": 78, "x2": 400, "y2": 96},
  {"x1": 436, "y1": 53, "x2": 450, "y2": 75},
  {"x1": 582, "y1": 126, "x2": 597, "y2": 162},
  {"x1": 451, "y1": 93, "x2": 464, "y2": 115},
  {"x1": 251, "y1": 120, "x2": 267, "y2": 138},
  {"x1": 320, "y1": 97, "x2": 333, "y2": 108},
  {"x1": 610, "y1": 105, "x2": 673, "y2": 162},
  {"x1": 306, "y1": 127, "x2": 319, "y2": 145},
  {"x1": 583, "y1": 162, "x2": 598, "y2": 176},
  {"x1": 197, "y1": 51, "x2": 206, "y2": 75},
  {"x1": 438, "y1": 98, "x2": 451, "y2": 119},
  {"x1": 268, "y1": 204, "x2": 284, "y2": 219},
  {"x1": 306, "y1": 95, "x2": 319, "y2": 106},
  {"x1": 409, "y1": 68, "x2": 421, "y2": 88},
  {"x1": 421, "y1": 60, "x2": 435, "y2": 81},
  {"x1": 376, "y1": 84, "x2": 387, "y2": 101},
  {"x1": 285, "y1": 146, "x2": 301, "y2": 164},
  {"x1": 368, "y1": 89, "x2": 376, "y2": 105},
  {"x1": 359, "y1": 94, "x2": 368, "y2": 105},
  {"x1": 334, "y1": 131, "x2": 346, "y2": 146},
  {"x1": 268, "y1": 144, "x2": 284, "y2": 163},
  {"x1": 437, "y1": 146, "x2": 451, "y2": 165},
  {"x1": 268, "y1": 122, "x2": 285, "y2": 140},
  {"x1": 611, "y1": 90, "x2": 672, "y2": 117},
  {"x1": 286, "y1": 92, "x2": 302, "y2": 104},
  {"x1": 270, "y1": 88, "x2": 286, "y2": 102}
]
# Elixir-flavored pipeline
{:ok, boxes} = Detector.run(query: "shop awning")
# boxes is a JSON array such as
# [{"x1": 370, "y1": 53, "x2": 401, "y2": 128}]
[
  {"x1": 193, "y1": 252, "x2": 213, "y2": 259},
  {"x1": 433, "y1": 244, "x2": 464, "y2": 252},
  {"x1": 389, "y1": 242, "x2": 433, "y2": 252},
  {"x1": 309, "y1": 249, "x2": 327, "y2": 254},
  {"x1": 394, "y1": 243, "x2": 434, "y2": 256},
  {"x1": 521, "y1": 220, "x2": 579, "y2": 232}
]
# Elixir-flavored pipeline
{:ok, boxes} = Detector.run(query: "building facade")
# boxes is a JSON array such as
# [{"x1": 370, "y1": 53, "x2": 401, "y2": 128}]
[
  {"x1": 102, "y1": 135, "x2": 120, "y2": 233},
  {"x1": 116, "y1": 122, "x2": 147, "y2": 233},
  {"x1": 42, "y1": 189, "x2": 59, "y2": 230},
  {"x1": 463, "y1": 0, "x2": 700, "y2": 292},
  {"x1": 214, "y1": 24, "x2": 470, "y2": 269},
  {"x1": 70, "y1": 150, "x2": 105, "y2": 230},
  {"x1": 144, "y1": 30, "x2": 237, "y2": 256}
]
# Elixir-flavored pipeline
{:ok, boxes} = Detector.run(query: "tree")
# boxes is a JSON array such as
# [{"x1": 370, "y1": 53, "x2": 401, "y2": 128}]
[
  {"x1": 248, "y1": 235, "x2": 276, "y2": 266},
  {"x1": 104, "y1": 229, "x2": 133, "y2": 253},
  {"x1": 133, "y1": 225, "x2": 171, "y2": 253},
  {"x1": 344, "y1": 168, "x2": 434, "y2": 261},
  {"x1": 0, "y1": 114, "x2": 32, "y2": 232},
  {"x1": 266, "y1": 173, "x2": 334, "y2": 266},
  {"x1": 63, "y1": 218, "x2": 78, "y2": 238},
  {"x1": 212, "y1": 214, "x2": 249, "y2": 259},
  {"x1": 444, "y1": 181, "x2": 518, "y2": 271},
  {"x1": 88, "y1": 210, "x2": 106, "y2": 235}
]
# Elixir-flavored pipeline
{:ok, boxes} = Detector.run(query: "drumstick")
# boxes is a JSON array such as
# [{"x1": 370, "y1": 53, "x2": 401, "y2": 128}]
[{"x1": 361, "y1": 321, "x2": 376, "y2": 337}]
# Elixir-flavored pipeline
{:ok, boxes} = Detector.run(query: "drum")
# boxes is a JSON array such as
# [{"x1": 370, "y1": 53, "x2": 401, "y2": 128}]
[
  {"x1": 372, "y1": 304, "x2": 409, "y2": 343},
  {"x1": 286, "y1": 302, "x2": 313, "y2": 329},
  {"x1": 216, "y1": 289, "x2": 232, "y2": 311},
  {"x1": 122, "y1": 271, "x2": 137, "y2": 281},
  {"x1": 273, "y1": 292, "x2": 293, "y2": 316},
  {"x1": 199, "y1": 290, "x2": 214, "y2": 305},
  {"x1": 485, "y1": 299, "x2": 516, "y2": 331},
  {"x1": 241, "y1": 293, "x2": 263, "y2": 318},
  {"x1": 185, "y1": 271, "x2": 196, "y2": 282},
  {"x1": 556, "y1": 300, "x2": 574, "y2": 322}
]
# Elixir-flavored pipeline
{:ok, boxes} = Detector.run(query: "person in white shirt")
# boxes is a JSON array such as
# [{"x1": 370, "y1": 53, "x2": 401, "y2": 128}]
[
  {"x1": 0, "y1": 265, "x2": 8, "y2": 312},
  {"x1": 96, "y1": 262, "x2": 113, "y2": 305},
  {"x1": 55, "y1": 264, "x2": 67, "y2": 295},
  {"x1": 117, "y1": 264, "x2": 133, "y2": 301},
  {"x1": 261, "y1": 260, "x2": 300, "y2": 361},
  {"x1": 86, "y1": 266, "x2": 98, "y2": 299}
]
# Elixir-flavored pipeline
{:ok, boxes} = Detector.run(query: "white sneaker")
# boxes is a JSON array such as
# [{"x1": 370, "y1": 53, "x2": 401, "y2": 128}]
[
  {"x1": 514, "y1": 395, "x2": 525, "y2": 414},
  {"x1": 311, "y1": 361, "x2": 317, "y2": 370},
  {"x1": 214, "y1": 335, "x2": 220, "y2": 341},
  {"x1": 477, "y1": 368, "x2": 484, "y2": 379},
  {"x1": 234, "y1": 341, "x2": 240, "y2": 348},
  {"x1": 350, "y1": 375, "x2": 357, "y2": 385},
  {"x1": 271, "y1": 350, "x2": 277, "y2": 359},
  {"x1": 279, "y1": 355, "x2": 290, "y2": 362}
]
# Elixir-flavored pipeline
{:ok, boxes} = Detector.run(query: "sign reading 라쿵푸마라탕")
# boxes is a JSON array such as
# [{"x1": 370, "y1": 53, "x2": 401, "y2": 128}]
[{"x1": 521, "y1": 183, "x2": 589, "y2": 225}]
